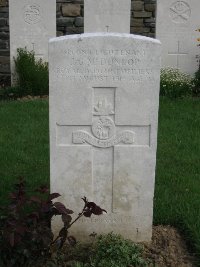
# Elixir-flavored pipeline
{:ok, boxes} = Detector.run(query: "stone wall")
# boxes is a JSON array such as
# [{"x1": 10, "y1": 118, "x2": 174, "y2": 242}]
[
  {"x1": 0, "y1": 0, "x2": 156, "y2": 85},
  {"x1": 0, "y1": 0, "x2": 9, "y2": 85}
]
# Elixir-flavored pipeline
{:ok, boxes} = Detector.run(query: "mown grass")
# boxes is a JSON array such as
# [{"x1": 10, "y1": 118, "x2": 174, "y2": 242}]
[
  {"x1": 0, "y1": 99, "x2": 49, "y2": 204},
  {"x1": 154, "y1": 97, "x2": 200, "y2": 262},
  {"x1": 0, "y1": 97, "x2": 200, "y2": 262}
]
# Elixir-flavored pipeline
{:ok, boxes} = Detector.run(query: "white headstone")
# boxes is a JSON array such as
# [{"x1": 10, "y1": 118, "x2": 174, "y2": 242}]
[
  {"x1": 156, "y1": 0, "x2": 199, "y2": 75},
  {"x1": 84, "y1": 0, "x2": 131, "y2": 33},
  {"x1": 9, "y1": 0, "x2": 56, "y2": 84},
  {"x1": 49, "y1": 32, "x2": 161, "y2": 241}
]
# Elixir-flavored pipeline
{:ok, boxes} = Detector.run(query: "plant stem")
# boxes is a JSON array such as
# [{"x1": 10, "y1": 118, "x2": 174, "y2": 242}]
[{"x1": 67, "y1": 212, "x2": 84, "y2": 229}]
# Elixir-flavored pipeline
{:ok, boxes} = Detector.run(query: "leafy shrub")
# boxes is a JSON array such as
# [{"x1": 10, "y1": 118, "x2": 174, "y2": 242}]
[
  {"x1": 14, "y1": 48, "x2": 49, "y2": 96},
  {"x1": 49, "y1": 233, "x2": 149, "y2": 267},
  {"x1": 87, "y1": 233, "x2": 148, "y2": 267},
  {"x1": 0, "y1": 179, "x2": 106, "y2": 267},
  {"x1": 160, "y1": 68, "x2": 195, "y2": 98}
]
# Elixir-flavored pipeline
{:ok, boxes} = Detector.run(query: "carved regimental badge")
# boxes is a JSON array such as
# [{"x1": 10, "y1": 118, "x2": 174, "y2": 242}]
[
  {"x1": 170, "y1": 1, "x2": 191, "y2": 24},
  {"x1": 93, "y1": 98, "x2": 114, "y2": 116},
  {"x1": 24, "y1": 5, "x2": 41, "y2": 25},
  {"x1": 73, "y1": 88, "x2": 135, "y2": 148},
  {"x1": 92, "y1": 117, "x2": 115, "y2": 140}
]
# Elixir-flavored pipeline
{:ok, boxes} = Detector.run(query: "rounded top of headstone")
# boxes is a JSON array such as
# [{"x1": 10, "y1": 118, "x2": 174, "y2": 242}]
[{"x1": 49, "y1": 33, "x2": 161, "y2": 45}]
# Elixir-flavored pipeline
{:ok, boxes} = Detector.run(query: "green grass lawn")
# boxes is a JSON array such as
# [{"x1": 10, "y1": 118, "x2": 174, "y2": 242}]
[
  {"x1": 0, "y1": 99, "x2": 49, "y2": 201},
  {"x1": 0, "y1": 97, "x2": 200, "y2": 261},
  {"x1": 154, "y1": 97, "x2": 200, "y2": 260}
]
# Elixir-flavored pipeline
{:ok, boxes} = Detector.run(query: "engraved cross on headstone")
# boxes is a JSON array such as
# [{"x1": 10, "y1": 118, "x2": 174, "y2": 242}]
[
  {"x1": 168, "y1": 40, "x2": 188, "y2": 68},
  {"x1": 55, "y1": 0, "x2": 151, "y2": 214},
  {"x1": 73, "y1": 88, "x2": 134, "y2": 213},
  {"x1": 57, "y1": 87, "x2": 150, "y2": 213}
]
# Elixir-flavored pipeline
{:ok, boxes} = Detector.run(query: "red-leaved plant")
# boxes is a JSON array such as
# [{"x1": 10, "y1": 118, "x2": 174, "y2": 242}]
[{"x1": 0, "y1": 178, "x2": 106, "y2": 267}]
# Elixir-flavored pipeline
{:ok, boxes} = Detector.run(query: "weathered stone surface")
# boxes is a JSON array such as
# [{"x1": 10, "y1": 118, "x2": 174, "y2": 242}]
[
  {"x1": 146, "y1": 32, "x2": 155, "y2": 38},
  {"x1": 84, "y1": 0, "x2": 131, "y2": 33},
  {"x1": 0, "y1": 26, "x2": 9, "y2": 32},
  {"x1": 58, "y1": 0, "x2": 83, "y2": 2},
  {"x1": 9, "y1": 0, "x2": 56, "y2": 84},
  {"x1": 49, "y1": 32, "x2": 161, "y2": 242},
  {"x1": 0, "y1": 18, "x2": 6, "y2": 26},
  {"x1": 57, "y1": 17, "x2": 74, "y2": 27},
  {"x1": 0, "y1": 56, "x2": 9, "y2": 72},
  {"x1": 145, "y1": 3, "x2": 156, "y2": 12},
  {"x1": 145, "y1": 22, "x2": 155, "y2": 28},
  {"x1": 0, "y1": 32, "x2": 9, "y2": 39},
  {"x1": 144, "y1": 18, "x2": 155, "y2": 28},
  {"x1": 81, "y1": 4, "x2": 84, "y2": 16},
  {"x1": 0, "y1": 12, "x2": 8, "y2": 18},
  {"x1": 0, "y1": 49, "x2": 9, "y2": 56},
  {"x1": 156, "y1": 0, "x2": 200, "y2": 75},
  {"x1": 57, "y1": 3, "x2": 61, "y2": 13},
  {"x1": 131, "y1": 27, "x2": 150, "y2": 33},
  {"x1": 131, "y1": 18, "x2": 144, "y2": 27},
  {"x1": 145, "y1": 18, "x2": 155, "y2": 23},
  {"x1": 57, "y1": 31, "x2": 64, "y2": 37},
  {"x1": 0, "y1": 0, "x2": 7, "y2": 7},
  {"x1": 131, "y1": 27, "x2": 143, "y2": 34},
  {"x1": 144, "y1": 0, "x2": 156, "y2": 2},
  {"x1": 133, "y1": 11, "x2": 152, "y2": 18},
  {"x1": 131, "y1": 1, "x2": 144, "y2": 11},
  {"x1": 62, "y1": 3, "x2": 81, "y2": 17},
  {"x1": 75, "y1": 16, "x2": 83, "y2": 27},
  {"x1": 0, "y1": 55, "x2": 8, "y2": 62},
  {"x1": 65, "y1": 26, "x2": 83, "y2": 34},
  {"x1": 0, "y1": 40, "x2": 8, "y2": 49},
  {"x1": 0, "y1": 7, "x2": 8, "y2": 12},
  {"x1": 142, "y1": 27, "x2": 150, "y2": 33}
]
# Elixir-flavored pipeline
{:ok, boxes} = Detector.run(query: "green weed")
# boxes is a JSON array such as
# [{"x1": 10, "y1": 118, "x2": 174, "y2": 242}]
[{"x1": 14, "y1": 48, "x2": 49, "y2": 96}]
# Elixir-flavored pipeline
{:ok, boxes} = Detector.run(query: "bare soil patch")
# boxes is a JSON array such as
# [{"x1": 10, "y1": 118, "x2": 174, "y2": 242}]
[{"x1": 144, "y1": 225, "x2": 197, "y2": 267}]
